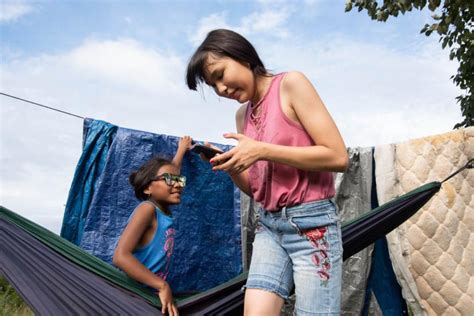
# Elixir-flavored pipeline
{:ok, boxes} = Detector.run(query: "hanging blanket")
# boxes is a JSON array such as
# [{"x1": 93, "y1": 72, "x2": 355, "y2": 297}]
[{"x1": 374, "y1": 127, "x2": 474, "y2": 315}]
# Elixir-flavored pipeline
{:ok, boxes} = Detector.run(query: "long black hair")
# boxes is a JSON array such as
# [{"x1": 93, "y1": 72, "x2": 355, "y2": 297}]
[
  {"x1": 129, "y1": 157, "x2": 172, "y2": 201},
  {"x1": 186, "y1": 29, "x2": 269, "y2": 90}
]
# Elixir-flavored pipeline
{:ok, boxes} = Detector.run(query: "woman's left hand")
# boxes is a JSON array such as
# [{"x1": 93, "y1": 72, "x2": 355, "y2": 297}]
[{"x1": 210, "y1": 133, "x2": 261, "y2": 174}]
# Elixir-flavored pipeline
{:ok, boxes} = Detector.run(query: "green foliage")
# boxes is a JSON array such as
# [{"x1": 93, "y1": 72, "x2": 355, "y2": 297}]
[
  {"x1": 345, "y1": 0, "x2": 474, "y2": 128},
  {"x1": 0, "y1": 277, "x2": 33, "y2": 316}
]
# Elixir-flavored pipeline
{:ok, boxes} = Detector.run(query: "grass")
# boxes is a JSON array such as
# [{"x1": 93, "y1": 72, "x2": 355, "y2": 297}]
[{"x1": 0, "y1": 276, "x2": 33, "y2": 316}]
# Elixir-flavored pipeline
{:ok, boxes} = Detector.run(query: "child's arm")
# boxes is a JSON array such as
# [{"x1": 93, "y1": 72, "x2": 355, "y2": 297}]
[
  {"x1": 113, "y1": 203, "x2": 178, "y2": 316},
  {"x1": 172, "y1": 136, "x2": 193, "y2": 171}
]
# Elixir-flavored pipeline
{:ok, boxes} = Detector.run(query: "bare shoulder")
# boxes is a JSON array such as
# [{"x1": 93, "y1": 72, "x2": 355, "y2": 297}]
[
  {"x1": 130, "y1": 202, "x2": 155, "y2": 222},
  {"x1": 281, "y1": 71, "x2": 313, "y2": 91}
]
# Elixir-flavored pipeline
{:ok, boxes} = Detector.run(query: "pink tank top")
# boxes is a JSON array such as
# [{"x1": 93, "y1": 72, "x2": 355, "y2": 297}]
[{"x1": 243, "y1": 73, "x2": 335, "y2": 211}]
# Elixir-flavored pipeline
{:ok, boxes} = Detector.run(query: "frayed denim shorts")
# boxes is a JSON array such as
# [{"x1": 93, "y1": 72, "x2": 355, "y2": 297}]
[{"x1": 244, "y1": 199, "x2": 343, "y2": 315}]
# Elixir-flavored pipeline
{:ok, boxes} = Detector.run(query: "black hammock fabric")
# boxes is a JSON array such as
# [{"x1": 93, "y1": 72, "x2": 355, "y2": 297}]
[{"x1": 0, "y1": 179, "x2": 448, "y2": 315}]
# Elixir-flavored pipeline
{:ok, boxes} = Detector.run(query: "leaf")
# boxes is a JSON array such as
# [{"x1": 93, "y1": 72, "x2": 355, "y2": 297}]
[{"x1": 345, "y1": 1, "x2": 353, "y2": 12}]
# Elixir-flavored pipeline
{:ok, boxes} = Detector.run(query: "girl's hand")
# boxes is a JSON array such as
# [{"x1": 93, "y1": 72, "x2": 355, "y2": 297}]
[
  {"x1": 210, "y1": 133, "x2": 261, "y2": 174},
  {"x1": 157, "y1": 282, "x2": 179, "y2": 316},
  {"x1": 178, "y1": 136, "x2": 193, "y2": 151}
]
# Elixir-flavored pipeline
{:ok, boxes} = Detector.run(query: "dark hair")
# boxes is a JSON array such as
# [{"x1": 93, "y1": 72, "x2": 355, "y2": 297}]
[
  {"x1": 186, "y1": 29, "x2": 268, "y2": 90},
  {"x1": 129, "y1": 157, "x2": 172, "y2": 201}
]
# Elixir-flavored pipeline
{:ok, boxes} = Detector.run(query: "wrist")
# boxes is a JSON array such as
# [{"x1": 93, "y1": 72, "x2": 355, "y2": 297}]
[
  {"x1": 154, "y1": 279, "x2": 168, "y2": 291},
  {"x1": 258, "y1": 141, "x2": 268, "y2": 161}
]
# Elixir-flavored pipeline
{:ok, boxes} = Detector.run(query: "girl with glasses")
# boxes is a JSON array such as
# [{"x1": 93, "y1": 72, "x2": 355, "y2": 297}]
[{"x1": 113, "y1": 136, "x2": 192, "y2": 316}]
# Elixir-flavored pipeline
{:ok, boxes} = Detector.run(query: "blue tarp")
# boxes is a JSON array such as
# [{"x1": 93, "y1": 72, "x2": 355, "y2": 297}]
[
  {"x1": 61, "y1": 119, "x2": 242, "y2": 293},
  {"x1": 361, "y1": 151, "x2": 407, "y2": 315}
]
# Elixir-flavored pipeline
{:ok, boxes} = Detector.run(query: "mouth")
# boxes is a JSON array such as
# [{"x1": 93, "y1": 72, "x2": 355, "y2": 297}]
[{"x1": 228, "y1": 89, "x2": 239, "y2": 100}]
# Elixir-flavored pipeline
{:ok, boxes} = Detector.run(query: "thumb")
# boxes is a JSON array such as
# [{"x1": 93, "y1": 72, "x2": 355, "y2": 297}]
[{"x1": 223, "y1": 132, "x2": 243, "y2": 141}]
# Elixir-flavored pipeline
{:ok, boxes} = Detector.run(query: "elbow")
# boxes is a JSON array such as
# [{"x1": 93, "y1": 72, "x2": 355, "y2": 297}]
[
  {"x1": 112, "y1": 249, "x2": 123, "y2": 268},
  {"x1": 335, "y1": 152, "x2": 349, "y2": 173}
]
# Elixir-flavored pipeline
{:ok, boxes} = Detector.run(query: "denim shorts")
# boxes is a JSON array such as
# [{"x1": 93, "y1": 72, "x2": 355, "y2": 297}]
[{"x1": 245, "y1": 199, "x2": 343, "y2": 315}]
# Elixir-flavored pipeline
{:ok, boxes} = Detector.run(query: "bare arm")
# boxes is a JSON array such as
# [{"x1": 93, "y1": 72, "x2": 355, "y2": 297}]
[
  {"x1": 172, "y1": 136, "x2": 193, "y2": 171},
  {"x1": 113, "y1": 203, "x2": 166, "y2": 290},
  {"x1": 113, "y1": 203, "x2": 178, "y2": 315},
  {"x1": 228, "y1": 104, "x2": 251, "y2": 196},
  {"x1": 211, "y1": 72, "x2": 348, "y2": 173}
]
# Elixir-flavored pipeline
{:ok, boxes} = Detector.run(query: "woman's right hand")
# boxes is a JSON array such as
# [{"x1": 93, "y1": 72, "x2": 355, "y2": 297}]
[{"x1": 157, "y1": 282, "x2": 179, "y2": 316}]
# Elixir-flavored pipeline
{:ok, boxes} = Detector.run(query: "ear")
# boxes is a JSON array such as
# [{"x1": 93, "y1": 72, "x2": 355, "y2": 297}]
[{"x1": 143, "y1": 185, "x2": 152, "y2": 196}]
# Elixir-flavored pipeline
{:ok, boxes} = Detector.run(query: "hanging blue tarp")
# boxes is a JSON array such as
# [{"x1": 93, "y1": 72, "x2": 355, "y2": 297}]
[
  {"x1": 61, "y1": 119, "x2": 242, "y2": 293},
  {"x1": 60, "y1": 120, "x2": 117, "y2": 245}
]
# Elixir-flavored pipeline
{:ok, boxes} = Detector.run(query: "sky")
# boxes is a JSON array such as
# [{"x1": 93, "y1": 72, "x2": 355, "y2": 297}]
[{"x1": 0, "y1": 0, "x2": 463, "y2": 234}]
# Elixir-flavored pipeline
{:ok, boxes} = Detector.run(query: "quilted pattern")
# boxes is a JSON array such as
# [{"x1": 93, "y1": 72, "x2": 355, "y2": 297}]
[{"x1": 375, "y1": 127, "x2": 474, "y2": 315}]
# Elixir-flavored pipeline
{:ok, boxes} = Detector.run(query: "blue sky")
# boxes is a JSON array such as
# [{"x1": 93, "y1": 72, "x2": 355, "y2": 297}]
[{"x1": 0, "y1": 0, "x2": 462, "y2": 233}]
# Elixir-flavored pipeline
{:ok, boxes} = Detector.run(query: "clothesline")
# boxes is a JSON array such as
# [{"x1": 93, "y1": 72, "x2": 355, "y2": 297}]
[{"x1": 0, "y1": 92, "x2": 84, "y2": 119}]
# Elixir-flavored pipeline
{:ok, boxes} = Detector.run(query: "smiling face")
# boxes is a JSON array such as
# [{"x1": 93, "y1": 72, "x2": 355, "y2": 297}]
[
  {"x1": 144, "y1": 164, "x2": 183, "y2": 210},
  {"x1": 204, "y1": 54, "x2": 257, "y2": 103}
]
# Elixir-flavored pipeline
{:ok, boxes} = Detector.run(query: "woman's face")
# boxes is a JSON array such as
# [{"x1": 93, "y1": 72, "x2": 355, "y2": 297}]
[{"x1": 204, "y1": 54, "x2": 256, "y2": 103}]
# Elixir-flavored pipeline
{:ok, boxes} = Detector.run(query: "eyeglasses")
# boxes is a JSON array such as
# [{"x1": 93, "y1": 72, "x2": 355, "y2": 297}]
[{"x1": 151, "y1": 173, "x2": 186, "y2": 187}]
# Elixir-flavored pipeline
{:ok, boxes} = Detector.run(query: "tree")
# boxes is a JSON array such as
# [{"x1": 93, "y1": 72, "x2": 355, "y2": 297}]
[{"x1": 345, "y1": 0, "x2": 473, "y2": 128}]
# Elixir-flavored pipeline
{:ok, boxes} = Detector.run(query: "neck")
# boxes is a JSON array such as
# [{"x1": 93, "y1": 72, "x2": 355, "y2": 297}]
[
  {"x1": 251, "y1": 75, "x2": 273, "y2": 105},
  {"x1": 148, "y1": 198, "x2": 171, "y2": 215}
]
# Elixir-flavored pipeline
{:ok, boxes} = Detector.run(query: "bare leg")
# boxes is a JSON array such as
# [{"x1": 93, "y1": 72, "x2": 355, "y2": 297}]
[{"x1": 244, "y1": 288, "x2": 284, "y2": 316}]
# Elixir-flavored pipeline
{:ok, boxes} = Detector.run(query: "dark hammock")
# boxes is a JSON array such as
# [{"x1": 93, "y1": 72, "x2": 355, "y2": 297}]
[{"x1": 1, "y1": 160, "x2": 472, "y2": 315}]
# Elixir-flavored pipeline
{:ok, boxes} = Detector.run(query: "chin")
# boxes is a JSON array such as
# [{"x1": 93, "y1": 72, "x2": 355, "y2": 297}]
[{"x1": 238, "y1": 93, "x2": 248, "y2": 103}]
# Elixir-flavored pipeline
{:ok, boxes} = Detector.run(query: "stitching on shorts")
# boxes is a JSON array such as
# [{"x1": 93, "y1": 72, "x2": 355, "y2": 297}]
[{"x1": 302, "y1": 226, "x2": 331, "y2": 287}]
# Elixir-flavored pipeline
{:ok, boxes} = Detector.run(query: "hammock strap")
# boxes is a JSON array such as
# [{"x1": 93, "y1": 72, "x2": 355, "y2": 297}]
[{"x1": 441, "y1": 159, "x2": 474, "y2": 183}]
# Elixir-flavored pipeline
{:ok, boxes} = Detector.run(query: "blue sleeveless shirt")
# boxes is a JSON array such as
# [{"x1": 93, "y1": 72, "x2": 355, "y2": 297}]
[{"x1": 131, "y1": 201, "x2": 175, "y2": 281}]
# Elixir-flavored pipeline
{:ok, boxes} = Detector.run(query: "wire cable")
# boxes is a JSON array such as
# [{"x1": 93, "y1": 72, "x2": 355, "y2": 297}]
[{"x1": 1, "y1": 92, "x2": 84, "y2": 119}]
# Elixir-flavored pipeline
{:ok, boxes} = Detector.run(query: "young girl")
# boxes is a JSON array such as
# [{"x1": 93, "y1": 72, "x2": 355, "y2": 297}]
[
  {"x1": 186, "y1": 29, "x2": 348, "y2": 315},
  {"x1": 113, "y1": 136, "x2": 192, "y2": 316}
]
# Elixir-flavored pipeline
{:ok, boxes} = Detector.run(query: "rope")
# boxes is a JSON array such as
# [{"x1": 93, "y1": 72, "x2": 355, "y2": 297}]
[
  {"x1": 1, "y1": 92, "x2": 84, "y2": 119},
  {"x1": 441, "y1": 159, "x2": 474, "y2": 183},
  {"x1": 1, "y1": 92, "x2": 472, "y2": 184}
]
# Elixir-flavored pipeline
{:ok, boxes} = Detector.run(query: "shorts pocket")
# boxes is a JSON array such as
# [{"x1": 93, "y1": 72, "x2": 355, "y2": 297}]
[{"x1": 288, "y1": 206, "x2": 337, "y2": 235}]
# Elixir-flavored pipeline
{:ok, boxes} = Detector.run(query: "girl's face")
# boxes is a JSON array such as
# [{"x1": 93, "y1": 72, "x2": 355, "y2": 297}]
[
  {"x1": 204, "y1": 54, "x2": 256, "y2": 103},
  {"x1": 145, "y1": 164, "x2": 184, "y2": 207}
]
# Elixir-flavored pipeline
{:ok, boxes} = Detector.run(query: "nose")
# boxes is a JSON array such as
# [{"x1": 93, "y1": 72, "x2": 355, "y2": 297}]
[
  {"x1": 215, "y1": 82, "x2": 227, "y2": 96},
  {"x1": 174, "y1": 181, "x2": 184, "y2": 189}
]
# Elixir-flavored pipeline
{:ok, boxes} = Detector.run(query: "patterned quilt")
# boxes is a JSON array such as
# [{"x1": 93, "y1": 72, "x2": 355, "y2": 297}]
[{"x1": 374, "y1": 127, "x2": 474, "y2": 315}]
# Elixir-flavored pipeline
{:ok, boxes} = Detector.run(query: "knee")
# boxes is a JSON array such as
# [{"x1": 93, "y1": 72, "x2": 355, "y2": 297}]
[{"x1": 244, "y1": 289, "x2": 283, "y2": 316}]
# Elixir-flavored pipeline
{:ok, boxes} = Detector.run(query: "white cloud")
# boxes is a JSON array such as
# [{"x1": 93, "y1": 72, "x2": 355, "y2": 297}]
[
  {"x1": 190, "y1": 12, "x2": 232, "y2": 46},
  {"x1": 1, "y1": 24, "x2": 463, "y2": 233},
  {"x1": 189, "y1": 4, "x2": 292, "y2": 46},
  {"x1": 1, "y1": 38, "x2": 240, "y2": 233},
  {"x1": 241, "y1": 9, "x2": 290, "y2": 35},
  {"x1": 260, "y1": 35, "x2": 461, "y2": 147},
  {"x1": 68, "y1": 39, "x2": 184, "y2": 93},
  {"x1": 0, "y1": 1, "x2": 33, "y2": 22}
]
